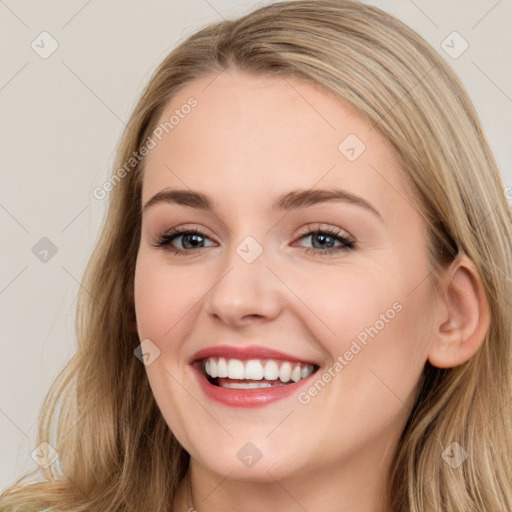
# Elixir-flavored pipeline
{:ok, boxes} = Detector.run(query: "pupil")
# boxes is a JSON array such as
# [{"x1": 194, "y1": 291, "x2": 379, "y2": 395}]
[
  {"x1": 314, "y1": 233, "x2": 333, "y2": 249},
  {"x1": 183, "y1": 234, "x2": 203, "y2": 249}
]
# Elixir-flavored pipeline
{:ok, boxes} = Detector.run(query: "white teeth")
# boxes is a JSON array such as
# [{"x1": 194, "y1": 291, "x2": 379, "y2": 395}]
[
  {"x1": 221, "y1": 382, "x2": 273, "y2": 389},
  {"x1": 291, "y1": 365, "x2": 302, "y2": 383},
  {"x1": 279, "y1": 361, "x2": 292, "y2": 383},
  {"x1": 245, "y1": 359, "x2": 264, "y2": 380},
  {"x1": 301, "y1": 365, "x2": 314, "y2": 379},
  {"x1": 203, "y1": 357, "x2": 315, "y2": 384},
  {"x1": 227, "y1": 359, "x2": 245, "y2": 379},
  {"x1": 264, "y1": 360, "x2": 279, "y2": 380},
  {"x1": 217, "y1": 357, "x2": 228, "y2": 378}
]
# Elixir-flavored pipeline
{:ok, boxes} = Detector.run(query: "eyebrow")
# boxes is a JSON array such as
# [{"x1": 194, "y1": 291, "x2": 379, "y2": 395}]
[{"x1": 142, "y1": 187, "x2": 382, "y2": 220}]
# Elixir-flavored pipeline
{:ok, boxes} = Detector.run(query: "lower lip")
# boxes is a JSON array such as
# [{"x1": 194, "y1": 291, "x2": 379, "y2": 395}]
[{"x1": 191, "y1": 363, "x2": 317, "y2": 408}]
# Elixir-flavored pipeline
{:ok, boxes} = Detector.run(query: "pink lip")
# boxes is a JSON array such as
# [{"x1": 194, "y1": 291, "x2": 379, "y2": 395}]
[
  {"x1": 190, "y1": 363, "x2": 318, "y2": 408},
  {"x1": 189, "y1": 344, "x2": 318, "y2": 365},
  {"x1": 188, "y1": 344, "x2": 320, "y2": 408}
]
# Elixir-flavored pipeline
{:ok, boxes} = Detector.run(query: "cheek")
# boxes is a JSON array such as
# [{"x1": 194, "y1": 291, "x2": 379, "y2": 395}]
[
  {"x1": 296, "y1": 264, "x2": 404, "y2": 351},
  {"x1": 133, "y1": 252, "x2": 200, "y2": 442},
  {"x1": 303, "y1": 272, "x2": 432, "y2": 444},
  {"x1": 308, "y1": 262, "x2": 432, "y2": 393},
  {"x1": 134, "y1": 252, "x2": 205, "y2": 340}
]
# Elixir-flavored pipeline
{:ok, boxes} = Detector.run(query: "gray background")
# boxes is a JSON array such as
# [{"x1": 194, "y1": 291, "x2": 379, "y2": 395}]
[{"x1": 1, "y1": 0, "x2": 511, "y2": 488}]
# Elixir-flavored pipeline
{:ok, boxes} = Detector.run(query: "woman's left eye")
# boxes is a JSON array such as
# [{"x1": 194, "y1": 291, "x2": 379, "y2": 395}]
[
  {"x1": 152, "y1": 225, "x2": 356, "y2": 257},
  {"x1": 294, "y1": 226, "x2": 355, "y2": 256}
]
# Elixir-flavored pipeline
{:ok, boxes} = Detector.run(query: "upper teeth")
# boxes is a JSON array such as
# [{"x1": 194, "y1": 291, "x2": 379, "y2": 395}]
[{"x1": 203, "y1": 357, "x2": 315, "y2": 383}]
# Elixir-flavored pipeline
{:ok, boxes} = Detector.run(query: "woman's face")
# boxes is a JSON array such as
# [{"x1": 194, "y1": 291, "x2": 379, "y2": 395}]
[{"x1": 134, "y1": 69, "x2": 437, "y2": 483}]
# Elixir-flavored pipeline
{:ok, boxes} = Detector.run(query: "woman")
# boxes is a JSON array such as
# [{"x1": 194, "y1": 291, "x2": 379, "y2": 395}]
[{"x1": 1, "y1": 0, "x2": 511, "y2": 510}]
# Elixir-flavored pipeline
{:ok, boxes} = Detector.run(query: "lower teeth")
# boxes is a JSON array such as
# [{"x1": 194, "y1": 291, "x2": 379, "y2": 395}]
[
  {"x1": 219, "y1": 381, "x2": 288, "y2": 389},
  {"x1": 210, "y1": 376, "x2": 292, "y2": 389}
]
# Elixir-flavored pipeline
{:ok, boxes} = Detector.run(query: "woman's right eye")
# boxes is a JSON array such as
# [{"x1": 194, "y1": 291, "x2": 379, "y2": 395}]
[{"x1": 152, "y1": 227, "x2": 215, "y2": 256}]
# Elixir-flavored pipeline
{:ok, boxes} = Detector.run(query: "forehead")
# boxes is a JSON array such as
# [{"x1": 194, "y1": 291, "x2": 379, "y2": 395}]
[{"x1": 141, "y1": 69, "x2": 417, "y2": 221}]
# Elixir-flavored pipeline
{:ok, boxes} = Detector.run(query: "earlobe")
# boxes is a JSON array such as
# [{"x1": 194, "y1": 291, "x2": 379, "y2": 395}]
[{"x1": 427, "y1": 254, "x2": 490, "y2": 369}]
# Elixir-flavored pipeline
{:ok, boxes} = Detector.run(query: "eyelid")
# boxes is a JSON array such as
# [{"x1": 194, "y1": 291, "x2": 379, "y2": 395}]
[
  {"x1": 154, "y1": 224, "x2": 216, "y2": 241},
  {"x1": 151, "y1": 225, "x2": 217, "y2": 248},
  {"x1": 296, "y1": 222, "x2": 353, "y2": 240}
]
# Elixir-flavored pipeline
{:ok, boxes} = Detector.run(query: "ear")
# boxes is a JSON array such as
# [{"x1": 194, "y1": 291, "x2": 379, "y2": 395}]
[{"x1": 428, "y1": 254, "x2": 491, "y2": 368}]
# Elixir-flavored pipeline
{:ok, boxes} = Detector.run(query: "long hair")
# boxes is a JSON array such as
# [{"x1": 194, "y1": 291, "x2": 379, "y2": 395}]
[{"x1": 2, "y1": 1, "x2": 511, "y2": 510}]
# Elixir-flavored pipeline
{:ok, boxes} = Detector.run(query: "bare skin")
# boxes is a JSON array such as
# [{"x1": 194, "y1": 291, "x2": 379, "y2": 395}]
[{"x1": 133, "y1": 68, "x2": 490, "y2": 512}]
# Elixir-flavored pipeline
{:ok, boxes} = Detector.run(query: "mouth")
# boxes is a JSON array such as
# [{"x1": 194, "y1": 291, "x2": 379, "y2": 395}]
[{"x1": 193, "y1": 357, "x2": 320, "y2": 389}]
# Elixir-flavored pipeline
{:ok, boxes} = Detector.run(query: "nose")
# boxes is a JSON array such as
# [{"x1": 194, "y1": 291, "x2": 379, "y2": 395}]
[{"x1": 205, "y1": 241, "x2": 283, "y2": 327}]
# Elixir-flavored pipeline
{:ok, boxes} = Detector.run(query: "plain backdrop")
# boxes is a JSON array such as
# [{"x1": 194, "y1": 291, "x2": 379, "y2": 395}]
[{"x1": 1, "y1": 0, "x2": 511, "y2": 490}]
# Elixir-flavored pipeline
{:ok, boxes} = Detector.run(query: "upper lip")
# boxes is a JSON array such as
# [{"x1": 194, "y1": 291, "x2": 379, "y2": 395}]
[{"x1": 189, "y1": 344, "x2": 320, "y2": 366}]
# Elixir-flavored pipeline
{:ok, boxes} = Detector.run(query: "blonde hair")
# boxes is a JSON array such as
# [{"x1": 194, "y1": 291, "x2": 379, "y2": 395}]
[{"x1": 2, "y1": 1, "x2": 511, "y2": 510}]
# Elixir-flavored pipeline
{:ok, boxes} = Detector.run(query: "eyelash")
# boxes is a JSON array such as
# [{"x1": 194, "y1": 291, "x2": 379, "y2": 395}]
[{"x1": 152, "y1": 225, "x2": 356, "y2": 257}]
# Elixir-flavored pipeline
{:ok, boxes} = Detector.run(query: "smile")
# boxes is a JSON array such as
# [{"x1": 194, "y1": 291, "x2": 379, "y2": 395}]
[
  {"x1": 201, "y1": 357, "x2": 317, "y2": 388},
  {"x1": 191, "y1": 358, "x2": 320, "y2": 408}
]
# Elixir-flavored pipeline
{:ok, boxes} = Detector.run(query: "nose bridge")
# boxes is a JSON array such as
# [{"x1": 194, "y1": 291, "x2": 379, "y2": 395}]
[{"x1": 206, "y1": 233, "x2": 282, "y2": 323}]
